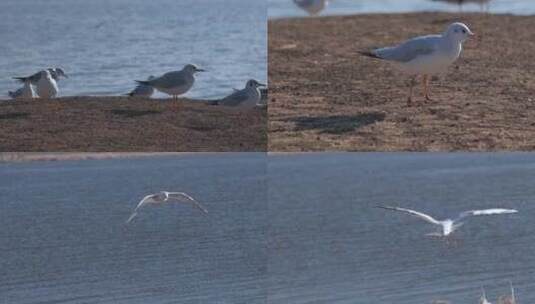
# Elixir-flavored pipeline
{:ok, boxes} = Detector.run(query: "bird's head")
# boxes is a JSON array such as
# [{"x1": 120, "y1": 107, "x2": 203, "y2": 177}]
[
  {"x1": 53, "y1": 68, "x2": 68, "y2": 79},
  {"x1": 445, "y1": 22, "x2": 474, "y2": 42},
  {"x1": 184, "y1": 64, "x2": 206, "y2": 74},
  {"x1": 246, "y1": 79, "x2": 267, "y2": 88}
]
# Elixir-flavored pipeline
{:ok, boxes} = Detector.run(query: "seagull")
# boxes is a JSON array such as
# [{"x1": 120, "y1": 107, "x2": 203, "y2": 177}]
[
  {"x1": 126, "y1": 191, "x2": 208, "y2": 224},
  {"x1": 13, "y1": 67, "x2": 68, "y2": 84},
  {"x1": 126, "y1": 75, "x2": 155, "y2": 98},
  {"x1": 135, "y1": 64, "x2": 205, "y2": 100},
  {"x1": 35, "y1": 70, "x2": 59, "y2": 99},
  {"x1": 8, "y1": 80, "x2": 35, "y2": 99},
  {"x1": 293, "y1": 0, "x2": 329, "y2": 16},
  {"x1": 359, "y1": 22, "x2": 474, "y2": 106},
  {"x1": 376, "y1": 205, "x2": 518, "y2": 237},
  {"x1": 215, "y1": 79, "x2": 266, "y2": 107},
  {"x1": 431, "y1": 0, "x2": 491, "y2": 12},
  {"x1": 13, "y1": 68, "x2": 67, "y2": 98}
]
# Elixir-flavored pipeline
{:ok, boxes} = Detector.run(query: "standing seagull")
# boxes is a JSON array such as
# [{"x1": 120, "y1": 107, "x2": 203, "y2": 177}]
[
  {"x1": 127, "y1": 75, "x2": 155, "y2": 98},
  {"x1": 215, "y1": 79, "x2": 266, "y2": 107},
  {"x1": 135, "y1": 64, "x2": 205, "y2": 100},
  {"x1": 293, "y1": 0, "x2": 329, "y2": 16},
  {"x1": 35, "y1": 70, "x2": 59, "y2": 99},
  {"x1": 376, "y1": 205, "x2": 517, "y2": 237},
  {"x1": 8, "y1": 80, "x2": 35, "y2": 99},
  {"x1": 13, "y1": 68, "x2": 67, "y2": 98},
  {"x1": 359, "y1": 22, "x2": 474, "y2": 105},
  {"x1": 126, "y1": 191, "x2": 208, "y2": 224}
]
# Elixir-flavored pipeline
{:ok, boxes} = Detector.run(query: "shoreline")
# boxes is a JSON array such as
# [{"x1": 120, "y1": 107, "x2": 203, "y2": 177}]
[
  {"x1": 0, "y1": 96, "x2": 267, "y2": 152},
  {"x1": 268, "y1": 12, "x2": 535, "y2": 151}
]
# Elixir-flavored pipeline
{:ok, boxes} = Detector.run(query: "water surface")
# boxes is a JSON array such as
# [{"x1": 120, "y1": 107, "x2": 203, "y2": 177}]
[
  {"x1": 0, "y1": 154, "x2": 267, "y2": 304},
  {"x1": 268, "y1": 153, "x2": 535, "y2": 303},
  {"x1": 0, "y1": 0, "x2": 267, "y2": 99},
  {"x1": 269, "y1": 0, "x2": 535, "y2": 18}
]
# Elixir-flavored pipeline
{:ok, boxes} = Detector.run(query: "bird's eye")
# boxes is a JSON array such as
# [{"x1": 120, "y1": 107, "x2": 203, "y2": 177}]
[{"x1": 462, "y1": 29, "x2": 466, "y2": 34}]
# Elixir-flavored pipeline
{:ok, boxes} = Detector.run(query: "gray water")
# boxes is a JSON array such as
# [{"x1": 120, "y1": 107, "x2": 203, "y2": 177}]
[
  {"x1": 268, "y1": 153, "x2": 535, "y2": 303},
  {"x1": 2, "y1": 153, "x2": 534, "y2": 303},
  {"x1": 0, "y1": 154, "x2": 267, "y2": 304},
  {"x1": 269, "y1": 0, "x2": 535, "y2": 18},
  {"x1": 0, "y1": 0, "x2": 267, "y2": 99}
]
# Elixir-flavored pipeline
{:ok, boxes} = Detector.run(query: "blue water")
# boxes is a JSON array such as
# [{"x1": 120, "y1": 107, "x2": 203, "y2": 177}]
[
  {"x1": 0, "y1": 0, "x2": 267, "y2": 99},
  {"x1": 268, "y1": 153, "x2": 535, "y2": 303},
  {"x1": 269, "y1": 0, "x2": 535, "y2": 18},
  {"x1": 0, "y1": 154, "x2": 267, "y2": 304}
]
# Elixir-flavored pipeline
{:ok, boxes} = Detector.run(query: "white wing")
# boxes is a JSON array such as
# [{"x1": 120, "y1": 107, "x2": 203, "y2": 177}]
[
  {"x1": 377, "y1": 205, "x2": 442, "y2": 225},
  {"x1": 456, "y1": 208, "x2": 518, "y2": 221},
  {"x1": 125, "y1": 194, "x2": 157, "y2": 224},
  {"x1": 166, "y1": 192, "x2": 208, "y2": 214}
]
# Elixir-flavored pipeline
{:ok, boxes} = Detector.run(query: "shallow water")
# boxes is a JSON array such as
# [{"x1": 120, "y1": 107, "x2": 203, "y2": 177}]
[
  {"x1": 0, "y1": 154, "x2": 267, "y2": 304},
  {"x1": 268, "y1": 153, "x2": 535, "y2": 303},
  {"x1": 269, "y1": 0, "x2": 535, "y2": 18},
  {"x1": 0, "y1": 0, "x2": 267, "y2": 99}
]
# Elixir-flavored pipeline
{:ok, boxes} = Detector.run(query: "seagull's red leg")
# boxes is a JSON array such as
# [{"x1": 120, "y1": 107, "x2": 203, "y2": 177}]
[
  {"x1": 407, "y1": 76, "x2": 416, "y2": 106},
  {"x1": 424, "y1": 74, "x2": 433, "y2": 102}
]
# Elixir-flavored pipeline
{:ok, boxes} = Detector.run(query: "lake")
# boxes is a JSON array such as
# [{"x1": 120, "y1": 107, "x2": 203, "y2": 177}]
[{"x1": 0, "y1": 0, "x2": 267, "y2": 99}]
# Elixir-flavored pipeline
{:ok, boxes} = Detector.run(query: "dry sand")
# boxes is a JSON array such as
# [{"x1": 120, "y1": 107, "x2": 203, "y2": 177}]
[
  {"x1": 269, "y1": 13, "x2": 535, "y2": 151},
  {"x1": 0, "y1": 97, "x2": 266, "y2": 152}
]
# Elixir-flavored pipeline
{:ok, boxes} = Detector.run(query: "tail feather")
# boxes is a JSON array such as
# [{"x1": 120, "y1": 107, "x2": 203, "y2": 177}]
[
  {"x1": 13, "y1": 77, "x2": 27, "y2": 83},
  {"x1": 358, "y1": 50, "x2": 381, "y2": 59},
  {"x1": 206, "y1": 100, "x2": 220, "y2": 106},
  {"x1": 135, "y1": 80, "x2": 151, "y2": 86}
]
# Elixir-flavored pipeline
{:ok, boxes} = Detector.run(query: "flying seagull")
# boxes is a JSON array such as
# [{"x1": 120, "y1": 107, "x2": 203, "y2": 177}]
[
  {"x1": 126, "y1": 191, "x2": 208, "y2": 224},
  {"x1": 359, "y1": 22, "x2": 474, "y2": 106},
  {"x1": 376, "y1": 205, "x2": 517, "y2": 237}
]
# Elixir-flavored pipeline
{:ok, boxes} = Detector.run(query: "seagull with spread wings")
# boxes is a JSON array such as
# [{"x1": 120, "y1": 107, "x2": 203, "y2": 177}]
[
  {"x1": 126, "y1": 191, "x2": 208, "y2": 224},
  {"x1": 376, "y1": 205, "x2": 517, "y2": 237}
]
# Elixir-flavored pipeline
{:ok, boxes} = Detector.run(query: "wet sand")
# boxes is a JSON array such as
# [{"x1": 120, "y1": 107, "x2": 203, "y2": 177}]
[
  {"x1": 0, "y1": 97, "x2": 266, "y2": 152},
  {"x1": 269, "y1": 13, "x2": 535, "y2": 151}
]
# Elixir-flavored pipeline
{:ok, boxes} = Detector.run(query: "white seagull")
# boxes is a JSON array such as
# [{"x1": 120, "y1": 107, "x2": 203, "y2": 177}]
[
  {"x1": 127, "y1": 75, "x2": 155, "y2": 98},
  {"x1": 359, "y1": 22, "x2": 474, "y2": 106},
  {"x1": 135, "y1": 64, "x2": 205, "y2": 100},
  {"x1": 14, "y1": 67, "x2": 68, "y2": 84},
  {"x1": 377, "y1": 205, "x2": 518, "y2": 237},
  {"x1": 13, "y1": 68, "x2": 67, "y2": 98},
  {"x1": 126, "y1": 191, "x2": 208, "y2": 224},
  {"x1": 8, "y1": 79, "x2": 35, "y2": 99},
  {"x1": 293, "y1": 0, "x2": 329, "y2": 16},
  {"x1": 216, "y1": 79, "x2": 266, "y2": 107},
  {"x1": 35, "y1": 70, "x2": 59, "y2": 99}
]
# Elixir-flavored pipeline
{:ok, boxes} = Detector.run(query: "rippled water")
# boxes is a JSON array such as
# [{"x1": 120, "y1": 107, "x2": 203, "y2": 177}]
[
  {"x1": 269, "y1": 0, "x2": 535, "y2": 18},
  {"x1": 0, "y1": 154, "x2": 267, "y2": 303},
  {"x1": 268, "y1": 153, "x2": 535, "y2": 303},
  {"x1": 0, "y1": 0, "x2": 267, "y2": 99}
]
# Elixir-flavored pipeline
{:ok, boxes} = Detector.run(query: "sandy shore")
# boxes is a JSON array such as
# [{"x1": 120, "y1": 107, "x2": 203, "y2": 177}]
[
  {"x1": 0, "y1": 97, "x2": 266, "y2": 151},
  {"x1": 269, "y1": 13, "x2": 535, "y2": 151},
  {"x1": 0, "y1": 152, "x2": 186, "y2": 163}
]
